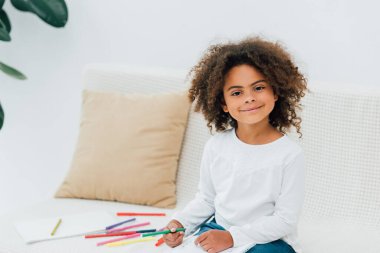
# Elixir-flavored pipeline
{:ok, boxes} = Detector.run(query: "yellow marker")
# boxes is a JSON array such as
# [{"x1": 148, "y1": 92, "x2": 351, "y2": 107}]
[
  {"x1": 106, "y1": 237, "x2": 155, "y2": 247},
  {"x1": 50, "y1": 218, "x2": 62, "y2": 236}
]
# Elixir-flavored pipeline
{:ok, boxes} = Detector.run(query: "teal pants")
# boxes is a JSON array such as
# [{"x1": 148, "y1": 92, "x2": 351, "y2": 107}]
[{"x1": 196, "y1": 219, "x2": 296, "y2": 253}]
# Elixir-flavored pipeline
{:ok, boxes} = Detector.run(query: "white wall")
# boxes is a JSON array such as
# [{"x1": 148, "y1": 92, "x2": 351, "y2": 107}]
[{"x1": 0, "y1": 0, "x2": 379, "y2": 215}]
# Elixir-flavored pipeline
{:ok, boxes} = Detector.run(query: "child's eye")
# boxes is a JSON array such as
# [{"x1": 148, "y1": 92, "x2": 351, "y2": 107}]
[
  {"x1": 231, "y1": 91, "x2": 241, "y2": 96},
  {"x1": 254, "y1": 86, "x2": 265, "y2": 91}
]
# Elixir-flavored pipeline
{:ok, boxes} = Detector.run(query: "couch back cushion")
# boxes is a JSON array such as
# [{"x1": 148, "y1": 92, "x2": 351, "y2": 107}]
[{"x1": 288, "y1": 84, "x2": 380, "y2": 228}]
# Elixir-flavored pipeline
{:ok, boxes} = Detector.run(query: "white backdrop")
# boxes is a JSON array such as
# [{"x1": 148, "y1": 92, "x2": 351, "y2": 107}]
[{"x1": 0, "y1": 0, "x2": 379, "y2": 215}]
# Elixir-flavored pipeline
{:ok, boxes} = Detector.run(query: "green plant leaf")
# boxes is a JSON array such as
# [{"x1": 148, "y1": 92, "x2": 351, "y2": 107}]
[
  {"x1": 0, "y1": 61, "x2": 27, "y2": 80},
  {"x1": 0, "y1": 18, "x2": 11, "y2": 41},
  {"x1": 10, "y1": 0, "x2": 68, "y2": 27},
  {"x1": 0, "y1": 102, "x2": 4, "y2": 130},
  {"x1": 0, "y1": 9, "x2": 11, "y2": 32},
  {"x1": 0, "y1": 0, "x2": 5, "y2": 8}
]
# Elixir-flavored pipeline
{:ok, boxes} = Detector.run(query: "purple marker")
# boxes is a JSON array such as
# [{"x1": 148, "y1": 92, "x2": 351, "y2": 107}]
[{"x1": 106, "y1": 218, "x2": 136, "y2": 230}]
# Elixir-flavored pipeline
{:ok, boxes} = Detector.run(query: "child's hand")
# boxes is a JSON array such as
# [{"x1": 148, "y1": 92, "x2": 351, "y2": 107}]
[
  {"x1": 195, "y1": 230, "x2": 233, "y2": 253},
  {"x1": 163, "y1": 219, "x2": 185, "y2": 248}
]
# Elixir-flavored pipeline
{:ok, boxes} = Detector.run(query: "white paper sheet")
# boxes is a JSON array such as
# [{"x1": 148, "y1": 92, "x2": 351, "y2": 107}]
[
  {"x1": 14, "y1": 211, "x2": 117, "y2": 244},
  {"x1": 164, "y1": 235, "x2": 254, "y2": 253}
]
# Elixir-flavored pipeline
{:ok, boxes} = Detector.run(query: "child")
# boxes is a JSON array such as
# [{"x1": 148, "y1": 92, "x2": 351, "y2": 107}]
[{"x1": 163, "y1": 36, "x2": 308, "y2": 253}]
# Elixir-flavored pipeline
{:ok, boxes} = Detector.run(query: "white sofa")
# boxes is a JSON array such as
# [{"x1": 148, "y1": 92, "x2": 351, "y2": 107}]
[{"x1": 0, "y1": 64, "x2": 379, "y2": 253}]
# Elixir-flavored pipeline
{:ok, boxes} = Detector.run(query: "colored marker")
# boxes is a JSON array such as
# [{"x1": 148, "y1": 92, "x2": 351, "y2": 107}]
[
  {"x1": 97, "y1": 233, "x2": 140, "y2": 246},
  {"x1": 142, "y1": 228, "x2": 185, "y2": 237},
  {"x1": 105, "y1": 218, "x2": 136, "y2": 230},
  {"x1": 117, "y1": 212, "x2": 166, "y2": 216},
  {"x1": 107, "y1": 221, "x2": 150, "y2": 234},
  {"x1": 155, "y1": 237, "x2": 165, "y2": 247},
  {"x1": 50, "y1": 218, "x2": 62, "y2": 236},
  {"x1": 106, "y1": 237, "x2": 155, "y2": 247},
  {"x1": 85, "y1": 229, "x2": 156, "y2": 239}
]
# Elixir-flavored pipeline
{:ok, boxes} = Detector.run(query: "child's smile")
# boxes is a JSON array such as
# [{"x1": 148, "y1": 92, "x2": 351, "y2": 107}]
[{"x1": 240, "y1": 105, "x2": 263, "y2": 112}]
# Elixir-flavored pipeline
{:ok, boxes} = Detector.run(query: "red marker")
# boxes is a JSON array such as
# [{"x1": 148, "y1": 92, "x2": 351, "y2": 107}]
[
  {"x1": 85, "y1": 229, "x2": 156, "y2": 239},
  {"x1": 117, "y1": 212, "x2": 166, "y2": 216}
]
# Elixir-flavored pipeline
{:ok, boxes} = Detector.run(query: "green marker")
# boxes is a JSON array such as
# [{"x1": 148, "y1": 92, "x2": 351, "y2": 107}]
[
  {"x1": 50, "y1": 218, "x2": 62, "y2": 236},
  {"x1": 142, "y1": 228, "x2": 185, "y2": 237}
]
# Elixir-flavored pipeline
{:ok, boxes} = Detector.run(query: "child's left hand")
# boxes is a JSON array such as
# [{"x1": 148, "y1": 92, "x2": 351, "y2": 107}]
[{"x1": 194, "y1": 230, "x2": 233, "y2": 253}]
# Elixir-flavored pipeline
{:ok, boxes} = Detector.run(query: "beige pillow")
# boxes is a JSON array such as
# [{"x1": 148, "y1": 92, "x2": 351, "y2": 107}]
[{"x1": 55, "y1": 89, "x2": 190, "y2": 208}]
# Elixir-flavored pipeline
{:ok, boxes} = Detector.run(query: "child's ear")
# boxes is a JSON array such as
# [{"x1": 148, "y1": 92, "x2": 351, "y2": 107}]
[
  {"x1": 221, "y1": 97, "x2": 229, "y2": 112},
  {"x1": 274, "y1": 93, "x2": 278, "y2": 101}
]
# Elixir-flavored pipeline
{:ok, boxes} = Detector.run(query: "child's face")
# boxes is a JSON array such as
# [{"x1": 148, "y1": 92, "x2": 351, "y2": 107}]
[{"x1": 222, "y1": 64, "x2": 278, "y2": 128}]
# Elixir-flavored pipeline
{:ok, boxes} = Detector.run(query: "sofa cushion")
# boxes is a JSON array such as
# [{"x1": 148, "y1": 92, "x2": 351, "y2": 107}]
[
  {"x1": 55, "y1": 89, "x2": 190, "y2": 208},
  {"x1": 297, "y1": 215, "x2": 380, "y2": 253}
]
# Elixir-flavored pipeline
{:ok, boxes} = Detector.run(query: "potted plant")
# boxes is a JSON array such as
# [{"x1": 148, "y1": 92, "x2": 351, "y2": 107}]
[{"x1": 0, "y1": 0, "x2": 68, "y2": 130}]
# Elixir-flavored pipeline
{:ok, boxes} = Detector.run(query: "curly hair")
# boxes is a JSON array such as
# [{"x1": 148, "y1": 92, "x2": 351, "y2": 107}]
[{"x1": 188, "y1": 36, "x2": 308, "y2": 138}]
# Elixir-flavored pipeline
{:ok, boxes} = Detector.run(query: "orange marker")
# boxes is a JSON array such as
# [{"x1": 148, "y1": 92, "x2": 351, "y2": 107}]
[{"x1": 155, "y1": 237, "x2": 165, "y2": 247}]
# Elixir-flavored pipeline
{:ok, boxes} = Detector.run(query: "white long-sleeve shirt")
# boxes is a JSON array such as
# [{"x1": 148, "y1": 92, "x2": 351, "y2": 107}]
[{"x1": 173, "y1": 128, "x2": 305, "y2": 252}]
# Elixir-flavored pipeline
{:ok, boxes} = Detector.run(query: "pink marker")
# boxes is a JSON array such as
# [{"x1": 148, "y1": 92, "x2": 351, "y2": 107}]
[
  {"x1": 97, "y1": 233, "x2": 140, "y2": 246},
  {"x1": 107, "y1": 222, "x2": 150, "y2": 234}
]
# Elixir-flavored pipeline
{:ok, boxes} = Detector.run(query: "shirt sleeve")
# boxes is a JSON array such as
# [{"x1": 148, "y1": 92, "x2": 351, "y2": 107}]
[
  {"x1": 172, "y1": 139, "x2": 216, "y2": 236},
  {"x1": 229, "y1": 151, "x2": 306, "y2": 247}
]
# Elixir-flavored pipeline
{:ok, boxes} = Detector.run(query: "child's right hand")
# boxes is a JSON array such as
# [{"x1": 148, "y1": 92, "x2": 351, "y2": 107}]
[{"x1": 163, "y1": 219, "x2": 185, "y2": 248}]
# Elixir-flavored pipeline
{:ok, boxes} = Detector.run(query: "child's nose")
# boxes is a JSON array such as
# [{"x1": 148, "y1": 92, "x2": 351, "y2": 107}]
[{"x1": 244, "y1": 90, "x2": 256, "y2": 103}]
